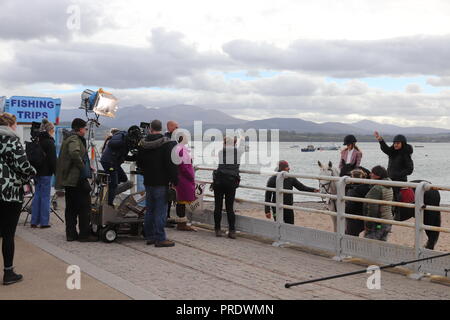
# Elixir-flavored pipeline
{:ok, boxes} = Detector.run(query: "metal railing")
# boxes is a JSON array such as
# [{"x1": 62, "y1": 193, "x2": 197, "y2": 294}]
[{"x1": 194, "y1": 166, "x2": 450, "y2": 278}]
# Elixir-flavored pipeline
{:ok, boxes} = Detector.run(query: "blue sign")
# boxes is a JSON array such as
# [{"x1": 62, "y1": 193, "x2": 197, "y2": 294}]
[{"x1": 5, "y1": 96, "x2": 62, "y2": 124}]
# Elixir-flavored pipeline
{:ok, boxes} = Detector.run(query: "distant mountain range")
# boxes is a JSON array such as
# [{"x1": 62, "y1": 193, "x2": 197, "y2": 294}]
[{"x1": 60, "y1": 104, "x2": 450, "y2": 136}]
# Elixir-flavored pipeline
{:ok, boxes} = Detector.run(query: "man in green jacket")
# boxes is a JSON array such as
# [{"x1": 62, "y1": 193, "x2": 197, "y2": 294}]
[
  {"x1": 363, "y1": 166, "x2": 394, "y2": 241},
  {"x1": 56, "y1": 118, "x2": 97, "y2": 242}
]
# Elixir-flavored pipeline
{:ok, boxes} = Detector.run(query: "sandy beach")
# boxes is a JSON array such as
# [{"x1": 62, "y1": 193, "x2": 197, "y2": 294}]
[{"x1": 204, "y1": 200, "x2": 450, "y2": 252}]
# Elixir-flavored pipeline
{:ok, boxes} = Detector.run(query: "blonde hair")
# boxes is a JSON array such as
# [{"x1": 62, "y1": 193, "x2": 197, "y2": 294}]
[
  {"x1": 224, "y1": 136, "x2": 236, "y2": 147},
  {"x1": 351, "y1": 169, "x2": 367, "y2": 179},
  {"x1": 0, "y1": 113, "x2": 17, "y2": 126}
]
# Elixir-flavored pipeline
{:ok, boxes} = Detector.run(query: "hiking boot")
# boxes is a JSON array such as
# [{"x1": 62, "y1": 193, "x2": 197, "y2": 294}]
[
  {"x1": 40, "y1": 225, "x2": 51, "y2": 229},
  {"x1": 30, "y1": 224, "x2": 38, "y2": 229},
  {"x1": 78, "y1": 236, "x2": 99, "y2": 243},
  {"x1": 155, "y1": 240, "x2": 175, "y2": 248},
  {"x1": 3, "y1": 269, "x2": 23, "y2": 286},
  {"x1": 215, "y1": 229, "x2": 225, "y2": 237},
  {"x1": 228, "y1": 231, "x2": 237, "y2": 239},
  {"x1": 177, "y1": 222, "x2": 196, "y2": 232},
  {"x1": 146, "y1": 239, "x2": 156, "y2": 245}
]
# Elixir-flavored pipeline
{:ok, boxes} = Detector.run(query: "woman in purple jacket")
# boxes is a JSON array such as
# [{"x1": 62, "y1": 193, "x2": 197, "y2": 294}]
[
  {"x1": 339, "y1": 135, "x2": 363, "y2": 177},
  {"x1": 174, "y1": 131, "x2": 197, "y2": 231}
]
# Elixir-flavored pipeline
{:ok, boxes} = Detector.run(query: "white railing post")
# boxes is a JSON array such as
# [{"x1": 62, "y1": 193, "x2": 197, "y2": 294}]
[
  {"x1": 273, "y1": 172, "x2": 286, "y2": 246},
  {"x1": 333, "y1": 176, "x2": 347, "y2": 261},
  {"x1": 410, "y1": 181, "x2": 427, "y2": 279}
]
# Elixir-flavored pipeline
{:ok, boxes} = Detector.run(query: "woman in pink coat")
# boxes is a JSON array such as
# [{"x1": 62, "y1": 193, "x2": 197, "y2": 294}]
[
  {"x1": 339, "y1": 135, "x2": 363, "y2": 177},
  {"x1": 174, "y1": 131, "x2": 196, "y2": 231}
]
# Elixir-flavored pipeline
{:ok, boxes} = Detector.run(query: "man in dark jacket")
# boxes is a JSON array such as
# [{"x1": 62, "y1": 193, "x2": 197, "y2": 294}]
[
  {"x1": 100, "y1": 130, "x2": 130, "y2": 206},
  {"x1": 55, "y1": 118, "x2": 97, "y2": 242},
  {"x1": 265, "y1": 161, "x2": 319, "y2": 225},
  {"x1": 137, "y1": 120, "x2": 178, "y2": 247}
]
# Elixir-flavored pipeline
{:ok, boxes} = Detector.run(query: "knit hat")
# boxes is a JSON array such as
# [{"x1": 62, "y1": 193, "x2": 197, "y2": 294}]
[
  {"x1": 71, "y1": 118, "x2": 87, "y2": 131},
  {"x1": 277, "y1": 160, "x2": 290, "y2": 172},
  {"x1": 40, "y1": 118, "x2": 55, "y2": 133}
]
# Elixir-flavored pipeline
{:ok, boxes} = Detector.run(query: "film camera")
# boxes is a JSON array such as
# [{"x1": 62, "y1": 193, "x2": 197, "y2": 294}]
[{"x1": 126, "y1": 122, "x2": 150, "y2": 155}]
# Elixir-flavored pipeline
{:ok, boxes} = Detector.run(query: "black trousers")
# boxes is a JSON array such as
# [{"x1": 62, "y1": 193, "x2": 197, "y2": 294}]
[
  {"x1": 273, "y1": 209, "x2": 295, "y2": 225},
  {"x1": 214, "y1": 184, "x2": 236, "y2": 231},
  {"x1": 0, "y1": 200, "x2": 22, "y2": 269},
  {"x1": 64, "y1": 181, "x2": 91, "y2": 239}
]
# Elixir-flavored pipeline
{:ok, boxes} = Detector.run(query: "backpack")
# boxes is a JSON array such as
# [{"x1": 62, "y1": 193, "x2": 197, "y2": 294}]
[
  {"x1": 25, "y1": 139, "x2": 46, "y2": 170},
  {"x1": 213, "y1": 170, "x2": 241, "y2": 189},
  {"x1": 399, "y1": 188, "x2": 415, "y2": 203}
]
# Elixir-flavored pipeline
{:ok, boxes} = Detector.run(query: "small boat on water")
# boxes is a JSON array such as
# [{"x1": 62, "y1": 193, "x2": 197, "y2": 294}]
[
  {"x1": 415, "y1": 145, "x2": 425, "y2": 148},
  {"x1": 301, "y1": 145, "x2": 316, "y2": 152},
  {"x1": 317, "y1": 145, "x2": 339, "y2": 151},
  {"x1": 290, "y1": 145, "x2": 301, "y2": 149}
]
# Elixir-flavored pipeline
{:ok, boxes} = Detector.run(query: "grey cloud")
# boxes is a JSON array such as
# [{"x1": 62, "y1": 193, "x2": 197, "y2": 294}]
[
  {"x1": 1, "y1": 28, "x2": 230, "y2": 88},
  {"x1": 427, "y1": 76, "x2": 450, "y2": 87},
  {"x1": 173, "y1": 73, "x2": 320, "y2": 97},
  {"x1": 405, "y1": 83, "x2": 422, "y2": 94},
  {"x1": 252, "y1": 74, "x2": 319, "y2": 96},
  {"x1": 223, "y1": 35, "x2": 450, "y2": 77},
  {"x1": 0, "y1": 0, "x2": 103, "y2": 40}
]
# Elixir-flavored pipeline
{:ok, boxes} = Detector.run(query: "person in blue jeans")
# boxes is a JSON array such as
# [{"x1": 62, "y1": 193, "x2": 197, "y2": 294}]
[
  {"x1": 31, "y1": 119, "x2": 57, "y2": 229},
  {"x1": 137, "y1": 120, "x2": 178, "y2": 247},
  {"x1": 144, "y1": 186, "x2": 168, "y2": 244}
]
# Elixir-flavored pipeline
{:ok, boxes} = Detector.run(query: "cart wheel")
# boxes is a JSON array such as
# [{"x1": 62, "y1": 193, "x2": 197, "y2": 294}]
[
  {"x1": 101, "y1": 227, "x2": 117, "y2": 243},
  {"x1": 91, "y1": 224, "x2": 100, "y2": 236}
]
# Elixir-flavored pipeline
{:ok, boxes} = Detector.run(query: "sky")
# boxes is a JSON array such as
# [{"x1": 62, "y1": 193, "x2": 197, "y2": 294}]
[{"x1": 1, "y1": 0, "x2": 450, "y2": 127}]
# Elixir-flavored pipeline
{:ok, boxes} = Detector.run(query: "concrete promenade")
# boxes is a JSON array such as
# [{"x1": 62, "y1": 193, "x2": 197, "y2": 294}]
[{"x1": 1, "y1": 212, "x2": 449, "y2": 300}]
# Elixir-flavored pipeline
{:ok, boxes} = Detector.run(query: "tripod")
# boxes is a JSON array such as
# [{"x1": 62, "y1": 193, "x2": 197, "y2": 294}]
[
  {"x1": 22, "y1": 180, "x2": 65, "y2": 226},
  {"x1": 85, "y1": 111, "x2": 102, "y2": 172}
]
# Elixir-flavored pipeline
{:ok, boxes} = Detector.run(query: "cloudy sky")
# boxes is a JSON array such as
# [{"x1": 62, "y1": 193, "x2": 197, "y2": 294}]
[{"x1": 1, "y1": 0, "x2": 450, "y2": 127}]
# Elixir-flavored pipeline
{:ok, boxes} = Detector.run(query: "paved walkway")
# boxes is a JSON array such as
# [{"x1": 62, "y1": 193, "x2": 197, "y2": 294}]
[
  {"x1": 0, "y1": 236, "x2": 130, "y2": 300},
  {"x1": 3, "y1": 211, "x2": 449, "y2": 300}
]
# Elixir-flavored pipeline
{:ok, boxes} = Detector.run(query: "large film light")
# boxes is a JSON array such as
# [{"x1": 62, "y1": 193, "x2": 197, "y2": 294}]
[{"x1": 80, "y1": 88, "x2": 119, "y2": 118}]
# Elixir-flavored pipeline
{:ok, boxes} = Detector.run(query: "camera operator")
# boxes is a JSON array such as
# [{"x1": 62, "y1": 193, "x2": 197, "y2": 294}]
[{"x1": 100, "y1": 126, "x2": 139, "y2": 206}]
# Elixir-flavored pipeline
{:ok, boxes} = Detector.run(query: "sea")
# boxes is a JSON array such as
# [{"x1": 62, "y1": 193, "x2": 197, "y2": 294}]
[{"x1": 97, "y1": 141, "x2": 450, "y2": 204}]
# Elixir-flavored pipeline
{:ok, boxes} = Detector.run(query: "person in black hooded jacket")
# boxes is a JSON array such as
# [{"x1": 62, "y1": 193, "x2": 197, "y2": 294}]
[
  {"x1": 374, "y1": 132, "x2": 414, "y2": 201},
  {"x1": 374, "y1": 132, "x2": 414, "y2": 182},
  {"x1": 136, "y1": 120, "x2": 178, "y2": 248}
]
